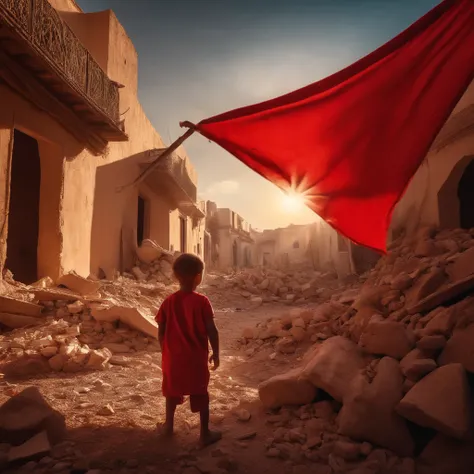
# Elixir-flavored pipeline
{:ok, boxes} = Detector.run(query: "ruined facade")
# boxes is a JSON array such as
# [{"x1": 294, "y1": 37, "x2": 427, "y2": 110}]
[
  {"x1": 391, "y1": 80, "x2": 474, "y2": 237},
  {"x1": 0, "y1": 0, "x2": 204, "y2": 284},
  {"x1": 204, "y1": 201, "x2": 254, "y2": 270},
  {"x1": 254, "y1": 224, "x2": 314, "y2": 269}
]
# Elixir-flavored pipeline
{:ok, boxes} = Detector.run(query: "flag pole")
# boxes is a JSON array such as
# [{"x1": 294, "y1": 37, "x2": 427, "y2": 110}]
[{"x1": 116, "y1": 122, "x2": 197, "y2": 192}]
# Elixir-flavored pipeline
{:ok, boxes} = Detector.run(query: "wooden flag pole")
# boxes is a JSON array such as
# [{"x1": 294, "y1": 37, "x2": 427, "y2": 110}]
[{"x1": 116, "y1": 122, "x2": 197, "y2": 192}]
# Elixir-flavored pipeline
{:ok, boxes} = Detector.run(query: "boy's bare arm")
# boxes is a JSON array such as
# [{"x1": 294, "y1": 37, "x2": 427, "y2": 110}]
[
  {"x1": 206, "y1": 319, "x2": 220, "y2": 369},
  {"x1": 158, "y1": 322, "x2": 166, "y2": 351}
]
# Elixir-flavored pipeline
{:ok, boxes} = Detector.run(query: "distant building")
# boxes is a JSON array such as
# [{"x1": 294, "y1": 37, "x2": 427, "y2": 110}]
[
  {"x1": 254, "y1": 224, "x2": 313, "y2": 269},
  {"x1": 204, "y1": 201, "x2": 254, "y2": 270}
]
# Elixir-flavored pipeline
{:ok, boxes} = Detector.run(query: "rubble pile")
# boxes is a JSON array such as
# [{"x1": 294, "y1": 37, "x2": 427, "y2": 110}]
[
  {"x1": 127, "y1": 239, "x2": 177, "y2": 285},
  {"x1": 205, "y1": 266, "x2": 341, "y2": 307},
  {"x1": 246, "y1": 226, "x2": 474, "y2": 473},
  {"x1": 0, "y1": 272, "x2": 168, "y2": 378}
]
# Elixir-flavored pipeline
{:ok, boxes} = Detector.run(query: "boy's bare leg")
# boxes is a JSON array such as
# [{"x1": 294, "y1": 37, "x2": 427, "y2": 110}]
[
  {"x1": 199, "y1": 404, "x2": 222, "y2": 447},
  {"x1": 157, "y1": 398, "x2": 177, "y2": 436}
]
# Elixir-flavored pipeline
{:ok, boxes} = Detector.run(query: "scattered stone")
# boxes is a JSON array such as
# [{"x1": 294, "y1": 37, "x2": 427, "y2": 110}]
[
  {"x1": 417, "y1": 335, "x2": 447, "y2": 351},
  {"x1": 48, "y1": 354, "x2": 66, "y2": 372},
  {"x1": 96, "y1": 404, "x2": 114, "y2": 416},
  {"x1": 301, "y1": 336, "x2": 366, "y2": 402},
  {"x1": 333, "y1": 440, "x2": 360, "y2": 461},
  {"x1": 359, "y1": 320, "x2": 415, "y2": 359},
  {"x1": 258, "y1": 368, "x2": 317, "y2": 409},
  {"x1": 402, "y1": 359, "x2": 437, "y2": 381},
  {"x1": 446, "y1": 246, "x2": 474, "y2": 282},
  {"x1": 0, "y1": 296, "x2": 43, "y2": 317},
  {"x1": 234, "y1": 408, "x2": 251, "y2": 422},
  {"x1": 0, "y1": 386, "x2": 66, "y2": 445},
  {"x1": 0, "y1": 313, "x2": 43, "y2": 329},
  {"x1": 338, "y1": 357, "x2": 414, "y2": 457},
  {"x1": 7, "y1": 431, "x2": 50, "y2": 463},
  {"x1": 57, "y1": 272, "x2": 101, "y2": 296},
  {"x1": 397, "y1": 363, "x2": 471, "y2": 439},
  {"x1": 438, "y1": 324, "x2": 474, "y2": 372},
  {"x1": 408, "y1": 274, "x2": 474, "y2": 314}
]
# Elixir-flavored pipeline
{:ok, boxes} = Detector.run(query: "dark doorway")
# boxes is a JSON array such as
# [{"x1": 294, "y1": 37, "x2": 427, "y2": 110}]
[
  {"x1": 179, "y1": 216, "x2": 186, "y2": 253},
  {"x1": 6, "y1": 130, "x2": 41, "y2": 284},
  {"x1": 137, "y1": 196, "x2": 145, "y2": 246},
  {"x1": 458, "y1": 160, "x2": 474, "y2": 229}
]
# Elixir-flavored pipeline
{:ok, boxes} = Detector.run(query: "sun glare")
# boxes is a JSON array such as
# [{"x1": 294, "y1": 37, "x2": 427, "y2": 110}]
[{"x1": 281, "y1": 191, "x2": 305, "y2": 212}]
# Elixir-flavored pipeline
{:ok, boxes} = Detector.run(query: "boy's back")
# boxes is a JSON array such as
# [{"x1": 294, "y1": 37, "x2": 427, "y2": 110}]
[{"x1": 157, "y1": 290, "x2": 214, "y2": 397}]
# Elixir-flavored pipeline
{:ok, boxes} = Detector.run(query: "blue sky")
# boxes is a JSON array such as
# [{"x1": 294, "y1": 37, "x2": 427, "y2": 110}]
[{"x1": 77, "y1": 0, "x2": 439, "y2": 230}]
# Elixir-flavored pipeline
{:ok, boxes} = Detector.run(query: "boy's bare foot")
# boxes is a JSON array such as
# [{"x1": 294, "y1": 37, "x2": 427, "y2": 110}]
[
  {"x1": 156, "y1": 422, "x2": 174, "y2": 438},
  {"x1": 200, "y1": 430, "x2": 222, "y2": 447}
]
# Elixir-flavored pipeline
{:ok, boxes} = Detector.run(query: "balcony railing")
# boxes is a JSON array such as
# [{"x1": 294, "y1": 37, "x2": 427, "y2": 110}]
[{"x1": 0, "y1": 0, "x2": 120, "y2": 124}]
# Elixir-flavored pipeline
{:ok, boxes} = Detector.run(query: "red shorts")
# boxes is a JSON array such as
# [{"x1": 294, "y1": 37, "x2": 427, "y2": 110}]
[{"x1": 166, "y1": 393, "x2": 209, "y2": 413}]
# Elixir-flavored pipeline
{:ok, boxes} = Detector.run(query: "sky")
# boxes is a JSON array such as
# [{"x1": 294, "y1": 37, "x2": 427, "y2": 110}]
[{"x1": 77, "y1": 0, "x2": 440, "y2": 230}]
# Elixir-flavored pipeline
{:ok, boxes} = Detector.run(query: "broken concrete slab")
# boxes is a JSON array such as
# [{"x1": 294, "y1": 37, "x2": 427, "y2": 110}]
[
  {"x1": 400, "y1": 348, "x2": 437, "y2": 373},
  {"x1": 407, "y1": 274, "x2": 474, "y2": 314},
  {"x1": 258, "y1": 368, "x2": 318, "y2": 409},
  {"x1": 402, "y1": 359, "x2": 437, "y2": 381},
  {"x1": 0, "y1": 386, "x2": 66, "y2": 445},
  {"x1": 31, "y1": 288, "x2": 81, "y2": 302},
  {"x1": 7, "y1": 430, "x2": 50, "y2": 463},
  {"x1": 136, "y1": 239, "x2": 164, "y2": 264},
  {"x1": 0, "y1": 296, "x2": 42, "y2": 317},
  {"x1": 438, "y1": 324, "x2": 474, "y2": 372},
  {"x1": 397, "y1": 363, "x2": 471, "y2": 439},
  {"x1": 337, "y1": 357, "x2": 414, "y2": 457},
  {"x1": 301, "y1": 336, "x2": 366, "y2": 402},
  {"x1": 405, "y1": 268, "x2": 447, "y2": 308},
  {"x1": 359, "y1": 320, "x2": 415, "y2": 359},
  {"x1": 423, "y1": 307, "x2": 455, "y2": 337},
  {"x1": 446, "y1": 246, "x2": 474, "y2": 282},
  {"x1": 91, "y1": 304, "x2": 157, "y2": 339},
  {"x1": 0, "y1": 313, "x2": 43, "y2": 329},
  {"x1": 57, "y1": 272, "x2": 101, "y2": 296}
]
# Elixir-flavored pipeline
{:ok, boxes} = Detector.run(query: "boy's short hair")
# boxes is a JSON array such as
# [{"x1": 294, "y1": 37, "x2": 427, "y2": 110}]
[{"x1": 173, "y1": 253, "x2": 204, "y2": 278}]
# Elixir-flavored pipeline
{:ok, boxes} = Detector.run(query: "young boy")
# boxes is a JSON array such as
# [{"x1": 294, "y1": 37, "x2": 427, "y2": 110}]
[{"x1": 155, "y1": 253, "x2": 221, "y2": 447}]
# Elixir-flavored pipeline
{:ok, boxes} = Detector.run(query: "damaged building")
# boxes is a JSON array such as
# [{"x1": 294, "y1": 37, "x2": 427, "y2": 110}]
[
  {"x1": 204, "y1": 201, "x2": 254, "y2": 270},
  {"x1": 0, "y1": 0, "x2": 204, "y2": 285},
  {"x1": 254, "y1": 224, "x2": 314, "y2": 269}
]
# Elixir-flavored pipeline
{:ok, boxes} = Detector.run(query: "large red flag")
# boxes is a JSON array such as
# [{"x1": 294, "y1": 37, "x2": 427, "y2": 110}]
[{"x1": 187, "y1": 0, "x2": 474, "y2": 253}]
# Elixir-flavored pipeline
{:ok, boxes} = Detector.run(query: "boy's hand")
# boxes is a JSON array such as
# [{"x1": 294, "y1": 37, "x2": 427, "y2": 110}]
[{"x1": 209, "y1": 353, "x2": 220, "y2": 371}]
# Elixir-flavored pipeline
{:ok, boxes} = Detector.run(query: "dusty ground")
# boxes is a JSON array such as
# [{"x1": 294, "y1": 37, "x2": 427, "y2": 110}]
[{"x1": 2, "y1": 301, "x2": 309, "y2": 474}]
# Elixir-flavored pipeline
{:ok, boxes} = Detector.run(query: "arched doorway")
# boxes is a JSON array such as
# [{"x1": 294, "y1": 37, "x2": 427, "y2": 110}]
[
  {"x1": 438, "y1": 155, "x2": 474, "y2": 229},
  {"x1": 458, "y1": 159, "x2": 474, "y2": 229}
]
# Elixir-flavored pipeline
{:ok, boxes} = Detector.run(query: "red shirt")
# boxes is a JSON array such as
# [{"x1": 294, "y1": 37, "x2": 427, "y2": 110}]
[{"x1": 156, "y1": 291, "x2": 214, "y2": 397}]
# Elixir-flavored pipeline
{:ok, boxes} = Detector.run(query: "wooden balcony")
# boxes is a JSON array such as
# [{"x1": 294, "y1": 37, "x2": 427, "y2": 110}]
[{"x1": 0, "y1": 0, "x2": 128, "y2": 153}]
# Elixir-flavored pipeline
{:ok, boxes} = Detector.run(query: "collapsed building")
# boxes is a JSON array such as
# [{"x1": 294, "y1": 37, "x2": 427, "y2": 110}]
[
  {"x1": 0, "y1": 0, "x2": 205, "y2": 286},
  {"x1": 204, "y1": 201, "x2": 255, "y2": 270}
]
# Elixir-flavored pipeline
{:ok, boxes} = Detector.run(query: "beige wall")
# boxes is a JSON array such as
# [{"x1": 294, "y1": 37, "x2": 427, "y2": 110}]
[
  {"x1": 255, "y1": 224, "x2": 313, "y2": 267},
  {"x1": 391, "y1": 126, "x2": 474, "y2": 236},
  {"x1": 0, "y1": 0, "x2": 202, "y2": 281}
]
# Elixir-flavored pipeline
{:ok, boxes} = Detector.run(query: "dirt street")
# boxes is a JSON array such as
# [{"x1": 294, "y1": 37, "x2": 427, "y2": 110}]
[{"x1": 1, "y1": 301, "x2": 302, "y2": 474}]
